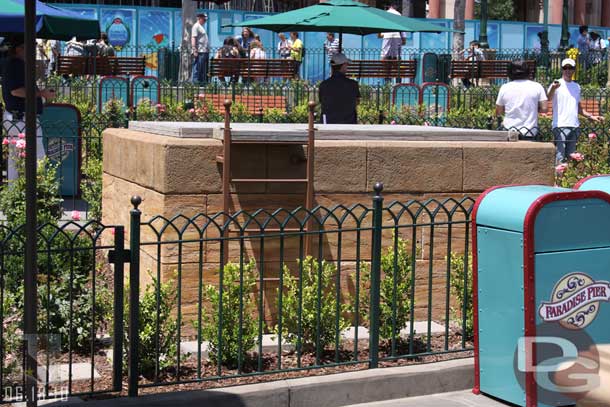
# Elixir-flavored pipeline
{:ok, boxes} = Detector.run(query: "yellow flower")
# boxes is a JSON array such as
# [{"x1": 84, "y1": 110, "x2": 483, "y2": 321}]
[{"x1": 566, "y1": 48, "x2": 579, "y2": 60}]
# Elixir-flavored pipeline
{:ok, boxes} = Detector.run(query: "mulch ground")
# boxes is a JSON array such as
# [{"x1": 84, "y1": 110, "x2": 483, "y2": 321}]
[{"x1": 73, "y1": 331, "x2": 473, "y2": 401}]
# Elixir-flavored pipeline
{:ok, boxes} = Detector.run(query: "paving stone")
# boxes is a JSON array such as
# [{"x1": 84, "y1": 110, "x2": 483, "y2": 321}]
[
  {"x1": 342, "y1": 322, "x2": 446, "y2": 341},
  {"x1": 36, "y1": 362, "x2": 100, "y2": 384},
  {"x1": 179, "y1": 334, "x2": 295, "y2": 357},
  {"x1": 344, "y1": 390, "x2": 511, "y2": 407}
]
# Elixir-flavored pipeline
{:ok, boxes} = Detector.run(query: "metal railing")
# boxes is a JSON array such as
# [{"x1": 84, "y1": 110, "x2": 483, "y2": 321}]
[
  {"x1": 0, "y1": 221, "x2": 125, "y2": 403},
  {"x1": 124, "y1": 187, "x2": 475, "y2": 395},
  {"x1": 35, "y1": 45, "x2": 610, "y2": 86},
  {"x1": 0, "y1": 188, "x2": 474, "y2": 402}
]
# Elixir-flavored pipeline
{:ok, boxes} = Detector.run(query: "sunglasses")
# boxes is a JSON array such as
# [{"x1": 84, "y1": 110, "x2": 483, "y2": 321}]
[{"x1": 563, "y1": 66, "x2": 575, "y2": 70}]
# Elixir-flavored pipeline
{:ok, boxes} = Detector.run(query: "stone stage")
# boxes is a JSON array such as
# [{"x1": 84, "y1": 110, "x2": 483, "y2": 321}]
[{"x1": 102, "y1": 122, "x2": 554, "y2": 324}]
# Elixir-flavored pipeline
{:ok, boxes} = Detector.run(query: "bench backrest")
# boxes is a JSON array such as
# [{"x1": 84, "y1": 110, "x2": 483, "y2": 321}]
[
  {"x1": 57, "y1": 56, "x2": 145, "y2": 76},
  {"x1": 210, "y1": 58, "x2": 297, "y2": 78},
  {"x1": 449, "y1": 60, "x2": 480, "y2": 78},
  {"x1": 479, "y1": 60, "x2": 536, "y2": 79},
  {"x1": 346, "y1": 60, "x2": 417, "y2": 79},
  {"x1": 450, "y1": 59, "x2": 537, "y2": 80}
]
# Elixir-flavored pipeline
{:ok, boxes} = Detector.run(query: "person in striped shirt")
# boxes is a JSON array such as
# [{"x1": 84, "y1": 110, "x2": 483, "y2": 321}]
[{"x1": 324, "y1": 32, "x2": 340, "y2": 62}]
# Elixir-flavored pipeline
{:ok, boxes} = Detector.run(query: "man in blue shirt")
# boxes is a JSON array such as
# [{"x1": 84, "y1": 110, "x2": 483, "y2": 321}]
[
  {"x1": 319, "y1": 53, "x2": 360, "y2": 124},
  {"x1": 2, "y1": 36, "x2": 54, "y2": 180}
]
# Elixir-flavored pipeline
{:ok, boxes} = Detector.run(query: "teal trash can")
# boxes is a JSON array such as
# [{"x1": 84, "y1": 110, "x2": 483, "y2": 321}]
[{"x1": 473, "y1": 185, "x2": 610, "y2": 407}]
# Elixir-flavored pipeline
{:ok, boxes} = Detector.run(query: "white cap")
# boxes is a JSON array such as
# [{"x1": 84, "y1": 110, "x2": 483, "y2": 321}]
[
  {"x1": 330, "y1": 52, "x2": 351, "y2": 66},
  {"x1": 561, "y1": 58, "x2": 576, "y2": 68}
]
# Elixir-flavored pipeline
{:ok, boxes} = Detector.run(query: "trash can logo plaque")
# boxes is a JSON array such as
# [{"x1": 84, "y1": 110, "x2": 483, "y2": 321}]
[{"x1": 538, "y1": 272, "x2": 610, "y2": 330}]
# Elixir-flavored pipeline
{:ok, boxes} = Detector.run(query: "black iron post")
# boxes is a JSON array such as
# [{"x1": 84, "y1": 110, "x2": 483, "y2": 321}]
[
  {"x1": 369, "y1": 182, "x2": 383, "y2": 369},
  {"x1": 478, "y1": 0, "x2": 489, "y2": 48},
  {"x1": 559, "y1": 0, "x2": 569, "y2": 50},
  {"x1": 111, "y1": 226, "x2": 126, "y2": 392},
  {"x1": 24, "y1": 0, "x2": 38, "y2": 405},
  {"x1": 128, "y1": 197, "x2": 142, "y2": 397}
]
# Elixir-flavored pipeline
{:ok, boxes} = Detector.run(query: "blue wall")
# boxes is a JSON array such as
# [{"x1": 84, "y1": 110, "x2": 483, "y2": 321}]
[
  {"x1": 57, "y1": 4, "x2": 610, "y2": 81},
  {"x1": 58, "y1": 3, "x2": 609, "y2": 52}
]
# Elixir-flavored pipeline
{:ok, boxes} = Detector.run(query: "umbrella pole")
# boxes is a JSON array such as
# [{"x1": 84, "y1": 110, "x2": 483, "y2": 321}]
[
  {"x1": 339, "y1": 31, "x2": 343, "y2": 52},
  {"x1": 24, "y1": 0, "x2": 39, "y2": 405}
]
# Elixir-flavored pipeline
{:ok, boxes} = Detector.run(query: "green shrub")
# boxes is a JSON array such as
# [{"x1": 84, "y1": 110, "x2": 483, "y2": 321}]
[
  {"x1": 102, "y1": 98, "x2": 127, "y2": 128},
  {"x1": 80, "y1": 157, "x2": 103, "y2": 221},
  {"x1": 276, "y1": 256, "x2": 351, "y2": 352},
  {"x1": 0, "y1": 155, "x2": 111, "y2": 353},
  {"x1": 287, "y1": 102, "x2": 315, "y2": 123},
  {"x1": 357, "y1": 101, "x2": 381, "y2": 124},
  {"x1": 201, "y1": 260, "x2": 258, "y2": 368},
  {"x1": 231, "y1": 101, "x2": 257, "y2": 123},
  {"x1": 360, "y1": 238, "x2": 415, "y2": 341},
  {"x1": 123, "y1": 272, "x2": 179, "y2": 377},
  {"x1": 263, "y1": 107, "x2": 286, "y2": 123},
  {"x1": 134, "y1": 98, "x2": 157, "y2": 121},
  {"x1": 449, "y1": 252, "x2": 473, "y2": 339}
]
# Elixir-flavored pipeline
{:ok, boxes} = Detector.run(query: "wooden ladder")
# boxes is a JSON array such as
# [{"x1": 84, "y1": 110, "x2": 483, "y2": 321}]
[{"x1": 216, "y1": 100, "x2": 317, "y2": 265}]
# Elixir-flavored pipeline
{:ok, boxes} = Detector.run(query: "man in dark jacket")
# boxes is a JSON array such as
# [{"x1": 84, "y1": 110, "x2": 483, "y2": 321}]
[{"x1": 319, "y1": 52, "x2": 360, "y2": 124}]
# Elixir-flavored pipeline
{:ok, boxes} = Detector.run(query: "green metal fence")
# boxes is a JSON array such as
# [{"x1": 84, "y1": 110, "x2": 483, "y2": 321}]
[
  {"x1": 124, "y1": 186, "x2": 475, "y2": 395},
  {"x1": 0, "y1": 187, "x2": 474, "y2": 402}
]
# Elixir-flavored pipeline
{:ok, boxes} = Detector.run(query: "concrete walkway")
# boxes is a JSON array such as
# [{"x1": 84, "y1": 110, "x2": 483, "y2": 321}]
[
  {"x1": 53, "y1": 358, "x2": 474, "y2": 407},
  {"x1": 344, "y1": 390, "x2": 517, "y2": 407}
]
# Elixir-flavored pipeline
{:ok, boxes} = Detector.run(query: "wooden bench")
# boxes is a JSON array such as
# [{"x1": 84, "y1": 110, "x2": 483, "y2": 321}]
[
  {"x1": 200, "y1": 94, "x2": 287, "y2": 115},
  {"x1": 346, "y1": 59, "x2": 416, "y2": 79},
  {"x1": 57, "y1": 56, "x2": 146, "y2": 76},
  {"x1": 449, "y1": 60, "x2": 480, "y2": 79},
  {"x1": 450, "y1": 60, "x2": 537, "y2": 80},
  {"x1": 210, "y1": 58, "x2": 297, "y2": 80}
]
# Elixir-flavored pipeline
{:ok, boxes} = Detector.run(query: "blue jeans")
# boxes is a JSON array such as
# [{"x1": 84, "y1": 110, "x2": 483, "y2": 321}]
[
  {"x1": 192, "y1": 52, "x2": 209, "y2": 84},
  {"x1": 553, "y1": 127, "x2": 580, "y2": 163}
]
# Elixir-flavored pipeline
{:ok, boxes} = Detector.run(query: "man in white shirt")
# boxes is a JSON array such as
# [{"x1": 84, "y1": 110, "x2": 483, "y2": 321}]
[
  {"x1": 547, "y1": 58, "x2": 603, "y2": 163},
  {"x1": 379, "y1": 3, "x2": 406, "y2": 83},
  {"x1": 191, "y1": 12, "x2": 209, "y2": 84},
  {"x1": 323, "y1": 32, "x2": 340, "y2": 62},
  {"x1": 495, "y1": 60, "x2": 548, "y2": 140}
]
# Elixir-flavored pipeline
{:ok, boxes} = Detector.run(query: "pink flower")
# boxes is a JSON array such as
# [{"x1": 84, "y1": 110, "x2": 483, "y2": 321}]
[
  {"x1": 10, "y1": 139, "x2": 17, "y2": 145},
  {"x1": 588, "y1": 132, "x2": 597, "y2": 141},
  {"x1": 15, "y1": 140, "x2": 26, "y2": 150},
  {"x1": 19, "y1": 152, "x2": 26, "y2": 158},
  {"x1": 71, "y1": 210, "x2": 81, "y2": 221},
  {"x1": 18, "y1": 133, "x2": 25, "y2": 139},
  {"x1": 390, "y1": 120, "x2": 396, "y2": 125},
  {"x1": 188, "y1": 108, "x2": 195, "y2": 114},
  {"x1": 555, "y1": 163, "x2": 568, "y2": 174},
  {"x1": 570, "y1": 152, "x2": 584, "y2": 161},
  {"x1": 2, "y1": 138, "x2": 8, "y2": 146},
  {"x1": 197, "y1": 94, "x2": 205, "y2": 101}
]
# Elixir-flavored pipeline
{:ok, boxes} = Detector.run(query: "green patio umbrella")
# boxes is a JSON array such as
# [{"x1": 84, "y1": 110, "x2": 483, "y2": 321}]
[
  {"x1": 0, "y1": 0, "x2": 100, "y2": 40},
  {"x1": 228, "y1": 0, "x2": 455, "y2": 49}
]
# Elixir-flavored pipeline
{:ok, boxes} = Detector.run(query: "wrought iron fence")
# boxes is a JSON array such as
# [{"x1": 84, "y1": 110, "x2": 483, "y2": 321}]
[
  {"x1": 0, "y1": 188, "x2": 476, "y2": 402},
  {"x1": 0, "y1": 221, "x2": 125, "y2": 403},
  {"x1": 36, "y1": 44, "x2": 610, "y2": 86},
  {"x1": 124, "y1": 187, "x2": 475, "y2": 395}
]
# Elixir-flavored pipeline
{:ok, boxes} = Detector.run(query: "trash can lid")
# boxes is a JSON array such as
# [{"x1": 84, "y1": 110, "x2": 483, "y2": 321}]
[
  {"x1": 474, "y1": 185, "x2": 572, "y2": 232},
  {"x1": 574, "y1": 174, "x2": 610, "y2": 192}
]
